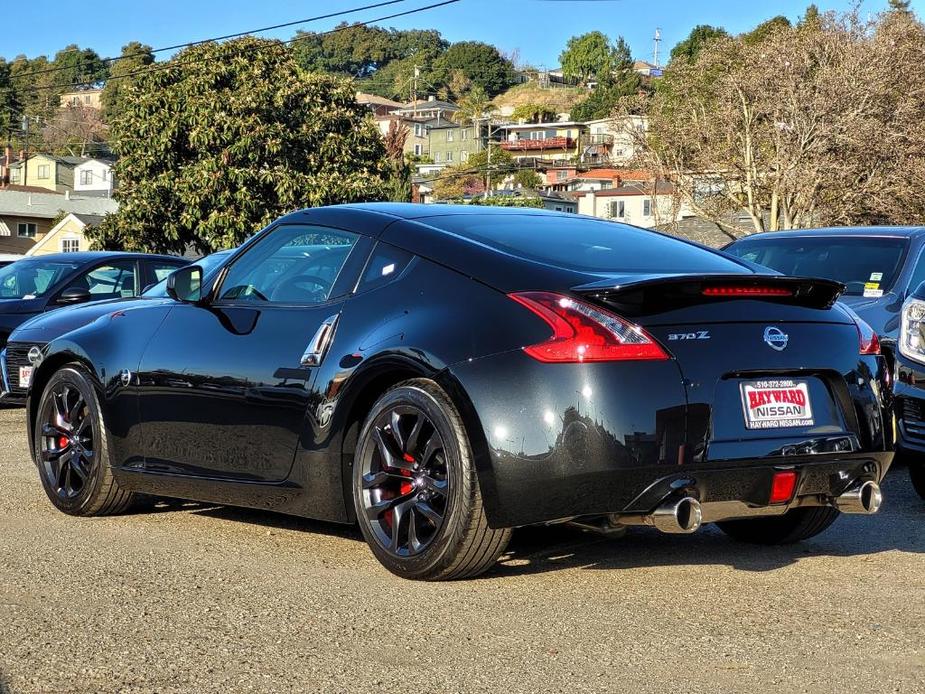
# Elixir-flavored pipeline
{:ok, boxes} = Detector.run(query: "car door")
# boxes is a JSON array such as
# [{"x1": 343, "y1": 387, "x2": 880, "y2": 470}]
[{"x1": 136, "y1": 223, "x2": 370, "y2": 482}]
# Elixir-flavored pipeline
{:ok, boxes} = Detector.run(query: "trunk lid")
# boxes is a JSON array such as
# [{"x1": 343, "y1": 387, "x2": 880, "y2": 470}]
[{"x1": 575, "y1": 273, "x2": 868, "y2": 462}]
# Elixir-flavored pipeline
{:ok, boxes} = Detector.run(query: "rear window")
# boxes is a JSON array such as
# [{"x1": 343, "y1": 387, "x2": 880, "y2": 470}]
[
  {"x1": 432, "y1": 215, "x2": 746, "y2": 274},
  {"x1": 726, "y1": 236, "x2": 908, "y2": 296}
]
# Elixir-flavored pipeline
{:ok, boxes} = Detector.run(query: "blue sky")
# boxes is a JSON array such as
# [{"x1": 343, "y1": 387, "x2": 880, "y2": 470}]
[{"x1": 2, "y1": 0, "x2": 917, "y2": 68}]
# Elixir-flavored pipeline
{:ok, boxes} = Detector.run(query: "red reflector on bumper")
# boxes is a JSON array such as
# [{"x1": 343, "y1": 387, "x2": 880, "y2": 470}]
[{"x1": 769, "y1": 470, "x2": 798, "y2": 504}]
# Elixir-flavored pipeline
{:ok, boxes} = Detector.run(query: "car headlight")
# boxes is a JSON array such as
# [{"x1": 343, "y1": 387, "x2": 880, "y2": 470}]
[{"x1": 899, "y1": 297, "x2": 925, "y2": 364}]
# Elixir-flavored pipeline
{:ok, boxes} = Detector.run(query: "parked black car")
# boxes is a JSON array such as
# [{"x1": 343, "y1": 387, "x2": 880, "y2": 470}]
[
  {"x1": 724, "y1": 227, "x2": 925, "y2": 498},
  {"x1": 0, "y1": 252, "x2": 187, "y2": 402},
  {"x1": 6, "y1": 205, "x2": 893, "y2": 580},
  {"x1": 1, "y1": 251, "x2": 229, "y2": 406}
]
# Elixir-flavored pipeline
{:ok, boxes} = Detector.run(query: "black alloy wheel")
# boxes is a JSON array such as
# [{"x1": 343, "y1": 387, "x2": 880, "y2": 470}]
[
  {"x1": 354, "y1": 379, "x2": 511, "y2": 580},
  {"x1": 360, "y1": 405, "x2": 450, "y2": 557},
  {"x1": 35, "y1": 366, "x2": 135, "y2": 516}
]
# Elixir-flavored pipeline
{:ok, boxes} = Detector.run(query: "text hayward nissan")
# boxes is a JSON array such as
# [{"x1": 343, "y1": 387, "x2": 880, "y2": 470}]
[{"x1": 2, "y1": 205, "x2": 893, "y2": 580}]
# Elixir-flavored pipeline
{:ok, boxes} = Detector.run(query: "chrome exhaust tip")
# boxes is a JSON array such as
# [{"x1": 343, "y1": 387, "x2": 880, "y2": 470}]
[
  {"x1": 649, "y1": 496, "x2": 703, "y2": 534},
  {"x1": 834, "y1": 480, "x2": 882, "y2": 515}
]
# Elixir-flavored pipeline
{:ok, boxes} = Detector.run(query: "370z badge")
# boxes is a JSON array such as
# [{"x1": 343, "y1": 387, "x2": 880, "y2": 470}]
[{"x1": 740, "y1": 379, "x2": 814, "y2": 430}]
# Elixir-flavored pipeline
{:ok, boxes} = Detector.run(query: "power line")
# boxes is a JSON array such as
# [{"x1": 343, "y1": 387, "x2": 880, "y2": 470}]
[
  {"x1": 19, "y1": 0, "x2": 461, "y2": 96},
  {"x1": 9, "y1": 0, "x2": 412, "y2": 83}
]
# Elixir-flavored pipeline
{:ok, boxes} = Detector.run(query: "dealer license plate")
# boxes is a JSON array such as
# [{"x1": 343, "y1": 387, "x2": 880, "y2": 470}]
[
  {"x1": 18, "y1": 366, "x2": 33, "y2": 389},
  {"x1": 740, "y1": 379, "x2": 814, "y2": 430}
]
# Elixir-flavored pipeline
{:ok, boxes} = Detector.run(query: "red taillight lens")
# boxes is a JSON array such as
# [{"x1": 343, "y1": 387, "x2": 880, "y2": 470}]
[
  {"x1": 702, "y1": 285, "x2": 793, "y2": 297},
  {"x1": 855, "y1": 317, "x2": 881, "y2": 355},
  {"x1": 508, "y1": 291, "x2": 669, "y2": 363},
  {"x1": 769, "y1": 470, "x2": 798, "y2": 504}
]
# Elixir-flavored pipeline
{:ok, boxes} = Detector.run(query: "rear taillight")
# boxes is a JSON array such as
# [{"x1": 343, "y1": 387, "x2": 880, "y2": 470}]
[
  {"x1": 702, "y1": 285, "x2": 793, "y2": 297},
  {"x1": 769, "y1": 470, "x2": 798, "y2": 504},
  {"x1": 855, "y1": 316, "x2": 881, "y2": 355},
  {"x1": 508, "y1": 291, "x2": 669, "y2": 363}
]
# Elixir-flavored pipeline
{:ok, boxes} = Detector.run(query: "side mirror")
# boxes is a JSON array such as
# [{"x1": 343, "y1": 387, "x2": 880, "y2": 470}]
[
  {"x1": 57, "y1": 286, "x2": 92, "y2": 305},
  {"x1": 166, "y1": 265, "x2": 204, "y2": 303}
]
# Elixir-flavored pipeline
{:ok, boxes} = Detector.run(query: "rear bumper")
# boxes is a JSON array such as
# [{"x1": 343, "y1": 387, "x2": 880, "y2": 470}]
[{"x1": 482, "y1": 452, "x2": 891, "y2": 528}]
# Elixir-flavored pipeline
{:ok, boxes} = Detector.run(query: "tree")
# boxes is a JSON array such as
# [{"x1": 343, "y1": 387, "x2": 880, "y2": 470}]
[
  {"x1": 453, "y1": 85, "x2": 491, "y2": 127},
  {"x1": 0, "y1": 60, "x2": 14, "y2": 138},
  {"x1": 50, "y1": 45, "x2": 108, "y2": 88},
  {"x1": 434, "y1": 42, "x2": 514, "y2": 97},
  {"x1": 626, "y1": 10, "x2": 925, "y2": 236},
  {"x1": 101, "y1": 42, "x2": 155, "y2": 122},
  {"x1": 511, "y1": 103, "x2": 557, "y2": 123},
  {"x1": 432, "y1": 144, "x2": 514, "y2": 200},
  {"x1": 513, "y1": 169, "x2": 542, "y2": 189},
  {"x1": 560, "y1": 32, "x2": 615, "y2": 85},
  {"x1": 669, "y1": 25, "x2": 729, "y2": 64},
  {"x1": 91, "y1": 37, "x2": 389, "y2": 254},
  {"x1": 41, "y1": 105, "x2": 107, "y2": 156},
  {"x1": 888, "y1": 0, "x2": 912, "y2": 13},
  {"x1": 383, "y1": 120, "x2": 412, "y2": 202},
  {"x1": 741, "y1": 16, "x2": 792, "y2": 44},
  {"x1": 568, "y1": 35, "x2": 640, "y2": 120}
]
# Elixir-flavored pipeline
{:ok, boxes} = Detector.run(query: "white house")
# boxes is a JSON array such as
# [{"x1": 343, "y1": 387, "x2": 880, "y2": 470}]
[
  {"x1": 73, "y1": 158, "x2": 115, "y2": 197},
  {"x1": 580, "y1": 115, "x2": 647, "y2": 166},
  {"x1": 576, "y1": 181, "x2": 687, "y2": 228}
]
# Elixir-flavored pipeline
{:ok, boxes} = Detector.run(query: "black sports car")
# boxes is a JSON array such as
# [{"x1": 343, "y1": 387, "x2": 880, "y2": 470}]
[{"x1": 5, "y1": 205, "x2": 893, "y2": 580}]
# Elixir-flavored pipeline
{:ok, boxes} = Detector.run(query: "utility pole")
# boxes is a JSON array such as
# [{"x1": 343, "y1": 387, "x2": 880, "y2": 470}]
[
  {"x1": 653, "y1": 28, "x2": 662, "y2": 69},
  {"x1": 411, "y1": 65, "x2": 419, "y2": 118},
  {"x1": 21, "y1": 115, "x2": 29, "y2": 186}
]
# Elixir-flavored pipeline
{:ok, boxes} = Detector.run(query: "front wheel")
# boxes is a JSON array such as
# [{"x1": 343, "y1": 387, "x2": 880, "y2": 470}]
[
  {"x1": 353, "y1": 379, "x2": 511, "y2": 580},
  {"x1": 34, "y1": 365, "x2": 135, "y2": 516},
  {"x1": 716, "y1": 507, "x2": 840, "y2": 545}
]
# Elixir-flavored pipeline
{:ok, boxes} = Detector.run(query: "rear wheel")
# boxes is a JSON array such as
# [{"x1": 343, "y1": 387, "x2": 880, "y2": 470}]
[
  {"x1": 353, "y1": 379, "x2": 511, "y2": 580},
  {"x1": 717, "y1": 507, "x2": 840, "y2": 545},
  {"x1": 34, "y1": 366, "x2": 135, "y2": 516},
  {"x1": 909, "y1": 463, "x2": 925, "y2": 500}
]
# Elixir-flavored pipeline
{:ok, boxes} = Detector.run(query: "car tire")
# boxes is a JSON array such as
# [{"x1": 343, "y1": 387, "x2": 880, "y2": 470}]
[
  {"x1": 353, "y1": 378, "x2": 511, "y2": 580},
  {"x1": 716, "y1": 507, "x2": 840, "y2": 545},
  {"x1": 909, "y1": 463, "x2": 925, "y2": 500},
  {"x1": 34, "y1": 365, "x2": 135, "y2": 516}
]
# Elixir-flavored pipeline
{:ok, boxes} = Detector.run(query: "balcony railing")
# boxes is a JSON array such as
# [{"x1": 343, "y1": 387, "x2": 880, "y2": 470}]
[
  {"x1": 586, "y1": 134, "x2": 614, "y2": 145},
  {"x1": 500, "y1": 136, "x2": 575, "y2": 151}
]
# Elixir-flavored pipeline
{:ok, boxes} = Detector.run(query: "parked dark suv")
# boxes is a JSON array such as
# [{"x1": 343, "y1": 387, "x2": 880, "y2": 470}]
[
  {"x1": 0, "y1": 252, "x2": 187, "y2": 402},
  {"x1": 725, "y1": 227, "x2": 925, "y2": 498}
]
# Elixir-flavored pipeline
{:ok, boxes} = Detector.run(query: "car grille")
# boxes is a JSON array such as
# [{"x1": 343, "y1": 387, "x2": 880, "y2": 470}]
[
  {"x1": 901, "y1": 397, "x2": 925, "y2": 441},
  {"x1": 2, "y1": 344, "x2": 35, "y2": 398}
]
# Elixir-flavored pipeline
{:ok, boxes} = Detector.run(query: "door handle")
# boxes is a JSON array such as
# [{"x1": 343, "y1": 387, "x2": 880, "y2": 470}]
[{"x1": 301, "y1": 314, "x2": 339, "y2": 367}]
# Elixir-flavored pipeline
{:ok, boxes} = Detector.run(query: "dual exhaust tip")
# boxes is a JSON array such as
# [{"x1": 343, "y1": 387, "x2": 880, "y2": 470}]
[{"x1": 619, "y1": 479, "x2": 881, "y2": 535}]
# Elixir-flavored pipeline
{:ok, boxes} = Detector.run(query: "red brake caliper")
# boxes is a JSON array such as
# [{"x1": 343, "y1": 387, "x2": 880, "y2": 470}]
[{"x1": 384, "y1": 454, "x2": 416, "y2": 528}]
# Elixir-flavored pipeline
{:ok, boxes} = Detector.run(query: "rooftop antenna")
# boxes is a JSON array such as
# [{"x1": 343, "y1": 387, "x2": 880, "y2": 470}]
[{"x1": 653, "y1": 27, "x2": 662, "y2": 69}]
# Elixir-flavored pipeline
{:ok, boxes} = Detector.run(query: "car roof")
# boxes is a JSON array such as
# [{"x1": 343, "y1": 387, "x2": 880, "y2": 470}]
[
  {"x1": 23, "y1": 251, "x2": 185, "y2": 262},
  {"x1": 729, "y1": 226, "x2": 925, "y2": 242}
]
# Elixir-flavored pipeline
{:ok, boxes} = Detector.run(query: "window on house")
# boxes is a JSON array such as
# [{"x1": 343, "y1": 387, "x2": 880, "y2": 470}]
[
  {"x1": 556, "y1": 170, "x2": 567, "y2": 181},
  {"x1": 643, "y1": 199, "x2": 652, "y2": 217},
  {"x1": 414, "y1": 144, "x2": 422, "y2": 156},
  {"x1": 434, "y1": 152, "x2": 441, "y2": 162},
  {"x1": 37, "y1": 165, "x2": 50, "y2": 179},
  {"x1": 461, "y1": 129, "x2": 468, "y2": 140},
  {"x1": 461, "y1": 150, "x2": 469, "y2": 162},
  {"x1": 80, "y1": 170, "x2": 93, "y2": 186},
  {"x1": 446, "y1": 130, "x2": 454, "y2": 142},
  {"x1": 610, "y1": 200, "x2": 625, "y2": 218},
  {"x1": 414, "y1": 124, "x2": 423, "y2": 137},
  {"x1": 10, "y1": 169, "x2": 19, "y2": 183},
  {"x1": 61, "y1": 237, "x2": 80, "y2": 253},
  {"x1": 446, "y1": 151, "x2": 453, "y2": 162},
  {"x1": 17, "y1": 223, "x2": 37, "y2": 238},
  {"x1": 601, "y1": 181, "x2": 613, "y2": 190},
  {"x1": 555, "y1": 206, "x2": 563, "y2": 212}
]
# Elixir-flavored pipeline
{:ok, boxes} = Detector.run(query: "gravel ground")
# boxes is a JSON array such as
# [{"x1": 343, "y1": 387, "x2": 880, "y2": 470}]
[{"x1": 0, "y1": 406, "x2": 923, "y2": 694}]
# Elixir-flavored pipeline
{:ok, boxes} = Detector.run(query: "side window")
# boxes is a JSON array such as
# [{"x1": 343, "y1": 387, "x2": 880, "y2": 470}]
[
  {"x1": 218, "y1": 225, "x2": 358, "y2": 305},
  {"x1": 149, "y1": 261, "x2": 183, "y2": 283},
  {"x1": 70, "y1": 260, "x2": 138, "y2": 298},
  {"x1": 357, "y1": 242, "x2": 414, "y2": 294}
]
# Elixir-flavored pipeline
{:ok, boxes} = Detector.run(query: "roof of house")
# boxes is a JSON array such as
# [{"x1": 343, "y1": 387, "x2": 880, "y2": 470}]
[
  {"x1": 9, "y1": 154, "x2": 92, "y2": 168},
  {"x1": 499, "y1": 121, "x2": 585, "y2": 130},
  {"x1": 0, "y1": 189, "x2": 118, "y2": 219},
  {"x1": 582, "y1": 181, "x2": 675, "y2": 197},
  {"x1": 72, "y1": 213, "x2": 105, "y2": 226},
  {"x1": 356, "y1": 92, "x2": 403, "y2": 108},
  {"x1": 397, "y1": 99, "x2": 460, "y2": 111},
  {"x1": 425, "y1": 116, "x2": 461, "y2": 130}
]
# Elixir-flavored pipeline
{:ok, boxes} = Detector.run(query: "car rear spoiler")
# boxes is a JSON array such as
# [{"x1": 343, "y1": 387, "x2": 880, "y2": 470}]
[{"x1": 571, "y1": 273, "x2": 845, "y2": 317}]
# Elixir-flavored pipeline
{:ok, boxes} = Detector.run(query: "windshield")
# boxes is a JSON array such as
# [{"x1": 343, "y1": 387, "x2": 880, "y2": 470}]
[
  {"x1": 0, "y1": 259, "x2": 82, "y2": 300},
  {"x1": 725, "y1": 236, "x2": 909, "y2": 296},
  {"x1": 142, "y1": 250, "x2": 233, "y2": 297}
]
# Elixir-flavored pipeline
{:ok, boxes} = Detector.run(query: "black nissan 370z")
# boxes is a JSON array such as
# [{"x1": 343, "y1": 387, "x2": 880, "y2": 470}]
[{"x1": 6, "y1": 204, "x2": 893, "y2": 580}]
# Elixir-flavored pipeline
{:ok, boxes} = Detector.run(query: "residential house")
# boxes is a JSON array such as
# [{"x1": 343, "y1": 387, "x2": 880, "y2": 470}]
[
  {"x1": 0, "y1": 189, "x2": 117, "y2": 255},
  {"x1": 543, "y1": 167, "x2": 651, "y2": 193},
  {"x1": 580, "y1": 116, "x2": 647, "y2": 166},
  {"x1": 536, "y1": 190, "x2": 578, "y2": 213},
  {"x1": 576, "y1": 181, "x2": 683, "y2": 228},
  {"x1": 73, "y1": 158, "x2": 116, "y2": 197},
  {"x1": 376, "y1": 115, "x2": 430, "y2": 159},
  {"x1": 356, "y1": 92, "x2": 404, "y2": 117},
  {"x1": 8, "y1": 155, "x2": 87, "y2": 193},
  {"x1": 633, "y1": 61, "x2": 663, "y2": 78},
  {"x1": 391, "y1": 97, "x2": 460, "y2": 122},
  {"x1": 426, "y1": 118, "x2": 483, "y2": 168},
  {"x1": 26, "y1": 213, "x2": 104, "y2": 256},
  {"x1": 59, "y1": 88, "x2": 103, "y2": 109},
  {"x1": 497, "y1": 121, "x2": 589, "y2": 167}
]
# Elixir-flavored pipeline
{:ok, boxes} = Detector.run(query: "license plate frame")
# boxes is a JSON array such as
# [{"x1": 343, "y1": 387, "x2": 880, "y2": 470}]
[
  {"x1": 18, "y1": 366, "x2": 33, "y2": 390},
  {"x1": 740, "y1": 378, "x2": 814, "y2": 430}
]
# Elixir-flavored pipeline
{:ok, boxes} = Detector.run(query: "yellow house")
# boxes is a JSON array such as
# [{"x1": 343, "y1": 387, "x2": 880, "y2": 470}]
[
  {"x1": 59, "y1": 88, "x2": 103, "y2": 110},
  {"x1": 9, "y1": 154, "x2": 85, "y2": 193},
  {"x1": 26, "y1": 213, "x2": 102, "y2": 256}
]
